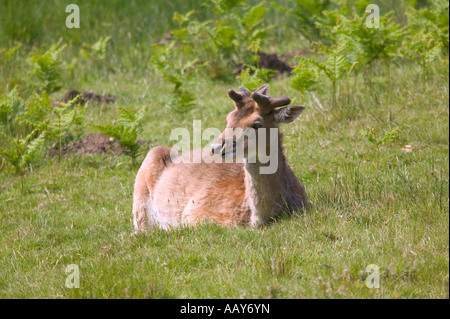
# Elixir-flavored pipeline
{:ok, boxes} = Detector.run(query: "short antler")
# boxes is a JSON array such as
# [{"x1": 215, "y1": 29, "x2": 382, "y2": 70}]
[
  {"x1": 251, "y1": 85, "x2": 291, "y2": 110},
  {"x1": 228, "y1": 84, "x2": 291, "y2": 111},
  {"x1": 228, "y1": 87, "x2": 251, "y2": 106}
]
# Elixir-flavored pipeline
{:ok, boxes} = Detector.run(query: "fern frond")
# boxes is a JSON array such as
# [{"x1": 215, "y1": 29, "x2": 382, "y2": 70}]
[
  {"x1": 20, "y1": 130, "x2": 46, "y2": 170},
  {"x1": 291, "y1": 58, "x2": 320, "y2": 94}
]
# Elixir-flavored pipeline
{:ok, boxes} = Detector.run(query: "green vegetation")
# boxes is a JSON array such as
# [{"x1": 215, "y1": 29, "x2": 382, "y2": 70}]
[
  {"x1": 170, "y1": 0, "x2": 273, "y2": 80},
  {"x1": 0, "y1": 0, "x2": 448, "y2": 298},
  {"x1": 94, "y1": 107, "x2": 145, "y2": 166}
]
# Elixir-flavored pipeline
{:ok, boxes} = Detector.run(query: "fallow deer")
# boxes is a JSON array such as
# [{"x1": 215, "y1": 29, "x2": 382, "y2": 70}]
[{"x1": 132, "y1": 84, "x2": 308, "y2": 231}]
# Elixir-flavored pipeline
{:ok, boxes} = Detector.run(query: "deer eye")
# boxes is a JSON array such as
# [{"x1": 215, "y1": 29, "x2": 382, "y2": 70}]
[{"x1": 252, "y1": 123, "x2": 262, "y2": 129}]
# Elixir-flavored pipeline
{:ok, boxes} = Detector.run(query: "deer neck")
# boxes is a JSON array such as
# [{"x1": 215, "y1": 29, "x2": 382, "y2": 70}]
[{"x1": 243, "y1": 134, "x2": 286, "y2": 227}]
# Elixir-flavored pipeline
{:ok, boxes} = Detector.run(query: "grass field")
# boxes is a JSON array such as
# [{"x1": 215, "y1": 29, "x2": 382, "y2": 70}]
[{"x1": 0, "y1": 0, "x2": 448, "y2": 298}]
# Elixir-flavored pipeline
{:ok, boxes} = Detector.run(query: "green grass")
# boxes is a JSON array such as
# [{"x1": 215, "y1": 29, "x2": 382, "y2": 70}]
[
  {"x1": 0, "y1": 1, "x2": 448, "y2": 299},
  {"x1": 0, "y1": 62, "x2": 448, "y2": 298}
]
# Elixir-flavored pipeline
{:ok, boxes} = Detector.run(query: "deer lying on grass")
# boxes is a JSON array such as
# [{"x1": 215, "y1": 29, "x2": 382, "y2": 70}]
[{"x1": 133, "y1": 84, "x2": 308, "y2": 231}]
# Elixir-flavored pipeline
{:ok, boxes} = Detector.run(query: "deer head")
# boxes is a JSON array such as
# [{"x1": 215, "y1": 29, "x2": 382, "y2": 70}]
[{"x1": 210, "y1": 84, "x2": 305, "y2": 162}]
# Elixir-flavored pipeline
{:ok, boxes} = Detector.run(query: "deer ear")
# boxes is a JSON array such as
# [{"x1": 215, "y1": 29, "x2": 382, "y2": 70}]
[
  {"x1": 273, "y1": 105, "x2": 305, "y2": 123},
  {"x1": 255, "y1": 84, "x2": 270, "y2": 95}
]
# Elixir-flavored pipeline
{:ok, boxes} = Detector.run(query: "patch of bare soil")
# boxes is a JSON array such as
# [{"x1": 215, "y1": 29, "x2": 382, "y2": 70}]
[
  {"x1": 60, "y1": 90, "x2": 117, "y2": 105},
  {"x1": 234, "y1": 51, "x2": 294, "y2": 76},
  {"x1": 48, "y1": 134, "x2": 151, "y2": 157},
  {"x1": 48, "y1": 133, "x2": 126, "y2": 156},
  {"x1": 257, "y1": 52, "x2": 293, "y2": 74}
]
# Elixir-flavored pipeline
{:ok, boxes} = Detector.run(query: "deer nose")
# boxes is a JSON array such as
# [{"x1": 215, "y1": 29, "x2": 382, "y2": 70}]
[{"x1": 210, "y1": 142, "x2": 223, "y2": 155}]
